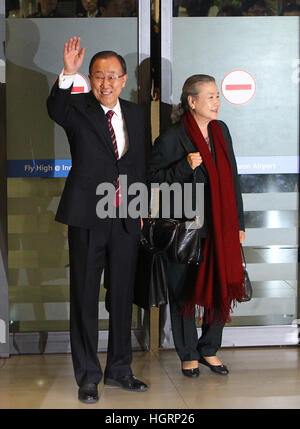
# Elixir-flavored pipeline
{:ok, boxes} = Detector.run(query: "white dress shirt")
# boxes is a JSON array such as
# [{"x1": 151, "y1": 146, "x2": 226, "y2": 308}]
[{"x1": 58, "y1": 71, "x2": 129, "y2": 157}]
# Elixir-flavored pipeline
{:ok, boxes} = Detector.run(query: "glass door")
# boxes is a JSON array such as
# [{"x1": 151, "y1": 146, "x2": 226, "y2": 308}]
[
  {"x1": 160, "y1": 0, "x2": 299, "y2": 347},
  {"x1": 5, "y1": 0, "x2": 151, "y2": 354}
]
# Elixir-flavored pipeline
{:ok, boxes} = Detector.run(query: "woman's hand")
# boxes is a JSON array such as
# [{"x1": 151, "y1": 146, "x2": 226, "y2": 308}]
[
  {"x1": 239, "y1": 230, "x2": 245, "y2": 244},
  {"x1": 63, "y1": 36, "x2": 85, "y2": 75},
  {"x1": 187, "y1": 152, "x2": 202, "y2": 170}
]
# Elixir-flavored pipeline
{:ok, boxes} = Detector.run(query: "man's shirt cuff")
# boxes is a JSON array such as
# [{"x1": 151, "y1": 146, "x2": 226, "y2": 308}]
[{"x1": 58, "y1": 70, "x2": 76, "y2": 89}]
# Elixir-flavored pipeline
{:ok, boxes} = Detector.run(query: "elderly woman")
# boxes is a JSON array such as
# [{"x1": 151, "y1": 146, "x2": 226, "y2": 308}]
[{"x1": 147, "y1": 75, "x2": 245, "y2": 377}]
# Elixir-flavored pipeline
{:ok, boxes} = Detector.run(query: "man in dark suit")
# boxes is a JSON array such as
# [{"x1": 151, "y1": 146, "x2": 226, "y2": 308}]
[
  {"x1": 47, "y1": 37, "x2": 148, "y2": 403},
  {"x1": 77, "y1": 0, "x2": 101, "y2": 17},
  {"x1": 28, "y1": 0, "x2": 63, "y2": 17}
]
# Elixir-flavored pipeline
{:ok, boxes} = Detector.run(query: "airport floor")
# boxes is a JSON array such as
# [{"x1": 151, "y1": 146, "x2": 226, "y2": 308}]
[{"x1": 0, "y1": 346, "x2": 300, "y2": 410}]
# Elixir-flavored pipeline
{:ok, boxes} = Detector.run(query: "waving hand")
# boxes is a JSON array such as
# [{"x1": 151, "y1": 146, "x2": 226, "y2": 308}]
[{"x1": 63, "y1": 37, "x2": 85, "y2": 75}]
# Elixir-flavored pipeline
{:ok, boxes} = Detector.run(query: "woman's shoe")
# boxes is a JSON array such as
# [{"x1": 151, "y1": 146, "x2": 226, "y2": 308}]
[
  {"x1": 199, "y1": 356, "x2": 229, "y2": 375},
  {"x1": 181, "y1": 367, "x2": 200, "y2": 378}
]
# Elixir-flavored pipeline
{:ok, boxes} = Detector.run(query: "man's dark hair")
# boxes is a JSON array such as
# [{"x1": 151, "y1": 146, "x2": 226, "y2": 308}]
[
  {"x1": 242, "y1": 0, "x2": 267, "y2": 12},
  {"x1": 89, "y1": 51, "x2": 127, "y2": 75}
]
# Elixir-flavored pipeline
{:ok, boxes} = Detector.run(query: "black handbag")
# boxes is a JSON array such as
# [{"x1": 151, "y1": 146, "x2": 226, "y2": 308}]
[
  {"x1": 133, "y1": 231, "x2": 168, "y2": 309},
  {"x1": 142, "y1": 133, "x2": 204, "y2": 266},
  {"x1": 142, "y1": 216, "x2": 203, "y2": 265},
  {"x1": 240, "y1": 245, "x2": 253, "y2": 302}
]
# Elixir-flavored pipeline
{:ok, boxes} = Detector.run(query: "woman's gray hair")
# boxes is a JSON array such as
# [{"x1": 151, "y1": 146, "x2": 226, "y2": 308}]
[{"x1": 171, "y1": 74, "x2": 216, "y2": 123}]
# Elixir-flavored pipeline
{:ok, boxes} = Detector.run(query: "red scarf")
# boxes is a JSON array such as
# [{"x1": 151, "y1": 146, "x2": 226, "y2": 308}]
[{"x1": 182, "y1": 112, "x2": 245, "y2": 325}]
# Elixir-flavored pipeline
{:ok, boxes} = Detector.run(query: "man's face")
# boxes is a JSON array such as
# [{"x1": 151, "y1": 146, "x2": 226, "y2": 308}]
[
  {"x1": 40, "y1": 0, "x2": 57, "y2": 15},
  {"x1": 81, "y1": 0, "x2": 98, "y2": 13},
  {"x1": 89, "y1": 56, "x2": 127, "y2": 108}
]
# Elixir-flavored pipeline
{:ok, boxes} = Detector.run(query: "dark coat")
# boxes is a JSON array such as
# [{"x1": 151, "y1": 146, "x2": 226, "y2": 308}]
[
  {"x1": 47, "y1": 82, "x2": 146, "y2": 234},
  {"x1": 147, "y1": 119, "x2": 245, "y2": 236}
]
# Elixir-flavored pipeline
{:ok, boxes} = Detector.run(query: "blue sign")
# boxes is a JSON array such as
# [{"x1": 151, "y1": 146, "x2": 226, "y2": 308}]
[
  {"x1": 7, "y1": 159, "x2": 72, "y2": 178},
  {"x1": 236, "y1": 156, "x2": 299, "y2": 175},
  {"x1": 7, "y1": 156, "x2": 299, "y2": 178}
]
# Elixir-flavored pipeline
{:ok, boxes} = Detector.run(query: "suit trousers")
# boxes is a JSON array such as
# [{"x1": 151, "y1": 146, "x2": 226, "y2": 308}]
[
  {"x1": 167, "y1": 260, "x2": 225, "y2": 362},
  {"x1": 68, "y1": 218, "x2": 140, "y2": 387}
]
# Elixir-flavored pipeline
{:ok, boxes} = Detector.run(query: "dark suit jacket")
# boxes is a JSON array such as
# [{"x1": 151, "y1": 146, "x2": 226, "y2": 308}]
[
  {"x1": 76, "y1": 10, "x2": 102, "y2": 17},
  {"x1": 47, "y1": 82, "x2": 146, "y2": 234},
  {"x1": 147, "y1": 119, "x2": 245, "y2": 236}
]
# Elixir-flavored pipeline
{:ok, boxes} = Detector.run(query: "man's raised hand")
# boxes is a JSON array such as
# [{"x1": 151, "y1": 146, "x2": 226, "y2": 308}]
[{"x1": 63, "y1": 37, "x2": 85, "y2": 76}]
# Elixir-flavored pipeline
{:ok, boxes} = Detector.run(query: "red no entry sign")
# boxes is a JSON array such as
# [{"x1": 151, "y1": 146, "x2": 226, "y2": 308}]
[
  {"x1": 71, "y1": 73, "x2": 90, "y2": 94},
  {"x1": 221, "y1": 70, "x2": 256, "y2": 105}
]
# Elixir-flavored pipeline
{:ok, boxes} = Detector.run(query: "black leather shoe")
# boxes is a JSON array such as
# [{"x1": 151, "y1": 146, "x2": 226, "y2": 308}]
[
  {"x1": 78, "y1": 383, "x2": 99, "y2": 403},
  {"x1": 199, "y1": 356, "x2": 229, "y2": 375},
  {"x1": 181, "y1": 367, "x2": 200, "y2": 378},
  {"x1": 104, "y1": 375, "x2": 148, "y2": 392}
]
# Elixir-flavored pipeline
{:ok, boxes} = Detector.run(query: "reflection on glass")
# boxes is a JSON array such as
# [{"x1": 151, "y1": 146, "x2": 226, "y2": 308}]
[
  {"x1": 240, "y1": 174, "x2": 298, "y2": 193},
  {"x1": 266, "y1": 209, "x2": 281, "y2": 228},
  {"x1": 6, "y1": 0, "x2": 138, "y2": 18},
  {"x1": 243, "y1": 248, "x2": 298, "y2": 264},
  {"x1": 6, "y1": 0, "x2": 62, "y2": 18},
  {"x1": 29, "y1": 0, "x2": 64, "y2": 17},
  {"x1": 7, "y1": 179, "x2": 142, "y2": 333},
  {"x1": 78, "y1": 0, "x2": 138, "y2": 17},
  {"x1": 6, "y1": 0, "x2": 21, "y2": 18},
  {"x1": 5, "y1": 14, "x2": 142, "y2": 336},
  {"x1": 77, "y1": 0, "x2": 102, "y2": 17},
  {"x1": 173, "y1": 0, "x2": 298, "y2": 17},
  {"x1": 244, "y1": 211, "x2": 297, "y2": 228},
  {"x1": 281, "y1": 3, "x2": 300, "y2": 15},
  {"x1": 242, "y1": 0, "x2": 269, "y2": 16}
]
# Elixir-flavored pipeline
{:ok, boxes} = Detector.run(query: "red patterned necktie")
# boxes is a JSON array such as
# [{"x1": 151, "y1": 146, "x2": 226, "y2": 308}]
[{"x1": 106, "y1": 110, "x2": 122, "y2": 207}]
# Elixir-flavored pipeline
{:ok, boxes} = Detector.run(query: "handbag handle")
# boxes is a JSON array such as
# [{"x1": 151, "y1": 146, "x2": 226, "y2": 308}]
[{"x1": 240, "y1": 245, "x2": 247, "y2": 268}]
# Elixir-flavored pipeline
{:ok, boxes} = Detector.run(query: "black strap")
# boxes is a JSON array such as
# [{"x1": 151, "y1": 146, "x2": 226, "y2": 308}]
[{"x1": 240, "y1": 245, "x2": 246, "y2": 267}]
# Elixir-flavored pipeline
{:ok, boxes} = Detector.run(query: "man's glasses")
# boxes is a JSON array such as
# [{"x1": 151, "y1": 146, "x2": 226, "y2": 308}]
[{"x1": 91, "y1": 73, "x2": 125, "y2": 82}]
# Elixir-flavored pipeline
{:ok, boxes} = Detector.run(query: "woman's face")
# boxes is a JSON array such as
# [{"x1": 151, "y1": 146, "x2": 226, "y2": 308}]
[{"x1": 189, "y1": 81, "x2": 220, "y2": 124}]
